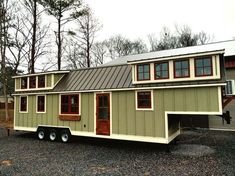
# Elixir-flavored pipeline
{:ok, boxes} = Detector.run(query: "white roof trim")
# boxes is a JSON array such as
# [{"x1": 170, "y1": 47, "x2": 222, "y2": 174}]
[
  {"x1": 127, "y1": 50, "x2": 225, "y2": 64},
  {"x1": 12, "y1": 70, "x2": 70, "y2": 78}
]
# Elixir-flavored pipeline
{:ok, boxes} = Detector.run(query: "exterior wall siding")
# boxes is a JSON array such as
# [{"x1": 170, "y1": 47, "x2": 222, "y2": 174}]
[
  {"x1": 112, "y1": 87, "x2": 220, "y2": 138},
  {"x1": 15, "y1": 78, "x2": 20, "y2": 89},
  {"x1": 15, "y1": 93, "x2": 94, "y2": 132},
  {"x1": 15, "y1": 87, "x2": 221, "y2": 138},
  {"x1": 54, "y1": 74, "x2": 65, "y2": 84},
  {"x1": 46, "y1": 75, "x2": 52, "y2": 87}
]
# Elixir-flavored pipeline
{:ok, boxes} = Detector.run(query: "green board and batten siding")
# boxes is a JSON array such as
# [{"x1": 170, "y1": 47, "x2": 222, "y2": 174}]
[
  {"x1": 15, "y1": 93, "x2": 94, "y2": 132},
  {"x1": 15, "y1": 86, "x2": 220, "y2": 138}
]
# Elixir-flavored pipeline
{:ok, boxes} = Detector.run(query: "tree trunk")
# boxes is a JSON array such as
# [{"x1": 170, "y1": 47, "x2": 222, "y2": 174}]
[
  {"x1": 30, "y1": 0, "x2": 37, "y2": 74},
  {"x1": 57, "y1": 17, "x2": 62, "y2": 70},
  {"x1": 0, "y1": 1, "x2": 9, "y2": 121}
]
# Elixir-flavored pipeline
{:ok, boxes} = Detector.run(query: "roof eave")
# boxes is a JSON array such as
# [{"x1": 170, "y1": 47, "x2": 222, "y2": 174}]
[
  {"x1": 12, "y1": 70, "x2": 70, "y2": 78},
  {"x1": 127, "y1": 49, "x2": 225, "y2": 65}
]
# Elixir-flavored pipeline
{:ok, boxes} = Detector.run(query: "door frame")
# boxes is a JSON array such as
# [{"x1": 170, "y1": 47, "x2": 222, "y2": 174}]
[{"x1": 94, "y1": 92, "x2": 112, "y2": 135}]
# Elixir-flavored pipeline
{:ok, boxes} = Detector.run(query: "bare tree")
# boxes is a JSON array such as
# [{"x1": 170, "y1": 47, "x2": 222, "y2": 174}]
[
  {"x1": 104, "y1": 35, "x2": 147, "y2": 60},
  {"x1": 39, "y1": 0, "x2": 86, "y2": 70},
  {"x1": 149, "y1": 25, "x2": 212, "y2": 51},
  {"x1": 7, "y1": 1, "x2": 51, "y2": 73},
  {"x1": 197, "y1": 31, "x2": 212, "y2": 45},
  {"x1": 69, "y1": 7, "x2": 102, "y2": 68},
  {"x1": 148, "y1": 33, "x2": 158, "y2": 52},
  {"x1": 92, "y1": 41, "x2": 107, "y2": 66},
  {"x1": 175, "y1": 25, "x2": 198, "y2": 47},
  {"x1": 0, "y1": 0, "x2": 10, "y2": 121}
]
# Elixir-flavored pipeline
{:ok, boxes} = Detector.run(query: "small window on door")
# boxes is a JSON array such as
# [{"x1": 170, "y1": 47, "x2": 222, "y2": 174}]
[
  {"x1": 61, "y1": 94, "x2": 79, "y2": 115},
  {"x1": 136, "y1": 91, "x2": 153, "y2": 110},
  {"x1": 20, "y1": 96, "x2": 28, "y2": 112},
  {"x1": 37, "y1": 95, "x2": 46, "y2": 113}
]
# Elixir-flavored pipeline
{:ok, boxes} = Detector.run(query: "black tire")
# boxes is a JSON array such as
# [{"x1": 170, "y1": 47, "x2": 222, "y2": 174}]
[
  {"x1": 37, "y1": 128, "x2": 46, "y2": 140},
  {"x1": 60, "y1": 129, "x2": 70, "y2": 143},
  {"x1": 49, "y1": 129, "x2": 57, "y2": 141}
]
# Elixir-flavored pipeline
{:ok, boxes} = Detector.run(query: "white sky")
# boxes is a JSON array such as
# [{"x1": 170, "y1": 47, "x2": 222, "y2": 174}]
[{"x1": 85, "y1": 0, "x2": 235, "y2": 42}]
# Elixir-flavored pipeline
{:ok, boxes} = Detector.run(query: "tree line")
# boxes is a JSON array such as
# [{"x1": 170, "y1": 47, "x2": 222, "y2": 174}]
[{"x1": 0, "y1": 0, "x2": 211, "y2": 121}]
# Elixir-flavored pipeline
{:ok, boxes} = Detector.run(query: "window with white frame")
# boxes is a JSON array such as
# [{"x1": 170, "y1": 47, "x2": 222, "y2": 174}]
[{"x1": 136, "y1": 91, "x2": 152, "y2": 110}]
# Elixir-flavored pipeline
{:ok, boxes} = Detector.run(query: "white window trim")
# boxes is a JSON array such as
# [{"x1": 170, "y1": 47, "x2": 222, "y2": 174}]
[
  {"x1": 16, "y1": 75, "x2": 52, "y2": 91},
  {"x1": 135, "y1": 90, "x2": 154, "y2": 111},
  {"x1": 36, "y1": 95, "x2": 46, "y2": 113},
  {"x1": 133, "y1": 55, "x2": 221, "y2": 84},
  {"x1": 59, "y1": 93, "x2": 81, "y2": 116},
  {"x1": 19, "y1": 95, "x2": 28, "y2": 113}
]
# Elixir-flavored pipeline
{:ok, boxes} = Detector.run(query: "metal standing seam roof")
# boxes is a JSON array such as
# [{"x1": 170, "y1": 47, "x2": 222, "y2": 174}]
[
  {"x1": 53, "y1": 65, "x2": 134, "y2": 91},
  {"x1": 103, "y1": 40, "x2": 235, "y2": 66}
]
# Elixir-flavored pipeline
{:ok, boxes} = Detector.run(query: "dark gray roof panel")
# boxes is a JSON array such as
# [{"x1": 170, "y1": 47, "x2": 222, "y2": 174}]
[{"x1": 53, "y1": 65, "x2": 133, "y2": 91}]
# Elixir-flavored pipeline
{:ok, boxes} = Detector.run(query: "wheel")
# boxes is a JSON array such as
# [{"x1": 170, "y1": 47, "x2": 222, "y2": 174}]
[
  {"x1": 49, "y1": 129, "x2": 57, "y2": 141},
  {"x1": 37, "y1": 128, "x2": 46, "y2": 140},
  {"x1": 60, "y1": 130, "x2": 70, "y2": 143}
]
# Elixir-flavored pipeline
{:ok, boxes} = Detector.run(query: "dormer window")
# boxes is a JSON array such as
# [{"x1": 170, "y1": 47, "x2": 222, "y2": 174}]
[
  {"x1": 21, "y1": 77, "x2": 28, "y2": 89},
  {"x1": 38, "y1": 75, "x2": 45, "y2": 88},
  {"x1": 155, "y1": 62, "x2": 169, "y2": 79},
  {"x1": 174, "y1": 60, "x2": 190, "y2": 78},
  {"x1": 195, "y1": 57, "x2": 212, "y2": 77},
  {"x1": 29, "y1": 76, "x2": 36, "y2": 89},
  {"x1": 137, "y1": 64, "x2": 150, "y2": 81}
]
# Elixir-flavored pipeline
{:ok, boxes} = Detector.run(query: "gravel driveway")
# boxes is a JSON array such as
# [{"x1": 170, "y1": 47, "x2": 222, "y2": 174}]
[{"x1": 0, "y1": 128, "x2": 234, "y2": 176}]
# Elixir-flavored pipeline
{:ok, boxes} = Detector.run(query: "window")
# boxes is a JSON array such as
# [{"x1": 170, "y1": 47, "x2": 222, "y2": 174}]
[
  {"x1": 195, "y1": 57, "x2": 212, "y2": 77},
  {"x1": 137, "y1": 64, "x2": 150, "y2": 81},
  {"x1": 21, "y1": 77, "x2": 28, "y2": 89},
  {"x1": 38, "y1": 75, "x2": 45, "y2": 88},
  {"x1": 20, "y1": 96, "x2": 27, "y2": 112},
  {"x1": 155, "y1": 62, "x2": 169, "y2": 79},
  {"x1": 29, "y1": 76, "x2": 36, "y2": 89},
  {"x1": 137, "y1": 91, "x2": 152, "y2": 109},
  {"x1": 174, "y1": 60, "x2": 190, "y2": 78},
  {"x1": 37, "y1": 96, "x2": 45, "y2": 112},
  {"x1": 61, "y1": 94, "x2": 79, "y2": 114}
]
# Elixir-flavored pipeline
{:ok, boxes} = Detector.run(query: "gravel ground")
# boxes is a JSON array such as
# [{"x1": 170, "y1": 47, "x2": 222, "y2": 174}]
[{"x1": 0, "y1": 128, "x2": 234, "y2": 176}]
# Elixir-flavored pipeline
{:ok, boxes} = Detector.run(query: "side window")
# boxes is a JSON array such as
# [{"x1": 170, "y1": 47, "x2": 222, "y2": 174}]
[
  {"x1": 37, "y1": 95, "x2": 46, "y2": 113},
  {"x1": 155, "y1": 62, "x2": 169, "y2": 79},
  {"x1": 137, "y1": 64, "x2": 150, "y2": 81},
  {"x1": 38, "y1": 75, "x2": 45, "y2": 88},
  {"x1": 195, "y1": 57, "x2": 212, "y2": 77},
  {"x1": 29, "y1": 76, "x2": 36, "y2": 89},
  {"x1": 21, "y1": 77, "x2": 28, "y2": 89},
  {"x1": 174, "y1": 60, "x2": 190, "y2": 78},
  {"x1": 136, "y1": 91, "x2": 152, "y2": 110},
  {"x1": 61, "y1": 94, "x2": 79, "y2": 115},
  {"x1": 20, "y1": 96, "x2": 27, "y2": 112}
]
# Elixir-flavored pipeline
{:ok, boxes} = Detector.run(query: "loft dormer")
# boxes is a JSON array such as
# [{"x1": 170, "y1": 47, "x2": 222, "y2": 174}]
[
  {"x1": 128, "y1": 48, "x2": 225, "y2": 84},
  {"x1": 13, "y1": 70, "x2": 70, "y2": 92}
]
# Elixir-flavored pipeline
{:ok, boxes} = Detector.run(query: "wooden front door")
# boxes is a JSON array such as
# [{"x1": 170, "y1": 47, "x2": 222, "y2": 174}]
[{"x1": 96, "y1": 94, "x2": 110, "y2": 135}]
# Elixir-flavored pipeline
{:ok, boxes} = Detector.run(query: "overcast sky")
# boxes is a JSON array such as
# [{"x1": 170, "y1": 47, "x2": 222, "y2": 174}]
[{"x1": 85, "y1": 0, "x2": 235, "y2": 42}]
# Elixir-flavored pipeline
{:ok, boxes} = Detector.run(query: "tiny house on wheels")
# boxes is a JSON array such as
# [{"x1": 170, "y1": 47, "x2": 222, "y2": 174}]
[{"x1": 13, "y1": 44, "x2": 227, "y2": 143}]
